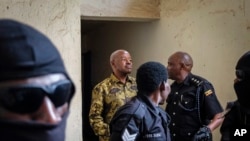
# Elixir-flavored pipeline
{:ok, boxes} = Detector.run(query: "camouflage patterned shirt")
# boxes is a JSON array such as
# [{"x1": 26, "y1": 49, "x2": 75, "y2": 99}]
[{"x1": 89, "y1": 73, "x2": 137, "y2": 141}]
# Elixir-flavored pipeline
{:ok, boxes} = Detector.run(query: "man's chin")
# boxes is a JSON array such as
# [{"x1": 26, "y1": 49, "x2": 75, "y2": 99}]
[{"x1": 126, "y1": 70, "x2": 132, "y2": 74}]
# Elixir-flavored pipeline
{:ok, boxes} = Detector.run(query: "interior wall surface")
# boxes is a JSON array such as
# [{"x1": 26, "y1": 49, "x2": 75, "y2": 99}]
[
  {"x1": 0, "y1": 0, "x2": 82, "y2": 141},
  {"x1": 88, "y1": 0, "x2": 250, "y2": 140}
]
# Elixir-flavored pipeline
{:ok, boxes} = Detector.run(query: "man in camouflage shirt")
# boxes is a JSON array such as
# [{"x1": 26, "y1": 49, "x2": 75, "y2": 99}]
[{"x1": 89, "y1": 49, "x2": 137, "y2": 141}]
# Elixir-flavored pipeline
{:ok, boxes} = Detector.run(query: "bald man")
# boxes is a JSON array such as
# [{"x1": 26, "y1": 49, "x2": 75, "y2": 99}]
[
  {"x1": 89, "y1": 49, "x2": 137, "y2": 141},
  {"x1": 165, "y1": 51, "x2": 223, "y2": 141}
]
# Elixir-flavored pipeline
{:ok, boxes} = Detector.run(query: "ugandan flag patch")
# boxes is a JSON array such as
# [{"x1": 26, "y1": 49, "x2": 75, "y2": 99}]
[{"x1": 204, "y1": 89, "x2": 213, "y2": 96}]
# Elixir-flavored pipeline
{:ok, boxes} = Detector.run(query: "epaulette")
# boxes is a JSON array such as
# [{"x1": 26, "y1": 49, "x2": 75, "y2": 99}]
[
  {"x1": 191, "y1": 77, "x2": 203, "y2": 87},
  {"x1": 134, "y1": 103, "x2": 146, "y2": 120}
]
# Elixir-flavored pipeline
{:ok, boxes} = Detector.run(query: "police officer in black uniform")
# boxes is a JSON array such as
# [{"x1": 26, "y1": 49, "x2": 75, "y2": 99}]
[
  {"x1": 165, "y1": 51, "x2": 223, "y2": 141},
  {"x1": 109, "y1": 61, "x2": 172, "y2": 141},
  {"x1": 220, "y1": 51, "x2": 250, "y2": 141}
]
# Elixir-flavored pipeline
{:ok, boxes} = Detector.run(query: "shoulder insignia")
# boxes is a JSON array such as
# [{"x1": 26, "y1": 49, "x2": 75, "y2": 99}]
[
  {"x1": 122, "y1": 128, "x2": 137, "y2": 141},
  {"x1": 191, "y1": 77, "x2": 203, "y2": 86},
  {"x1": 204, "y1": 89, "x2": 213, "y2": 96}
]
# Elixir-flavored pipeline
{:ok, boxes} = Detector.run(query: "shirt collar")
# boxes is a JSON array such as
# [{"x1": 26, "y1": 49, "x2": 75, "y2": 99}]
[
  {"x1": 137, "y1": 94, "x2": 158, "y2": 112},
  {"x1": 172, "y1": 73, "x2": 193, "y2": 86},
  {"x1": 110, "y1": 73, "x2": 133, "y2": 83}
]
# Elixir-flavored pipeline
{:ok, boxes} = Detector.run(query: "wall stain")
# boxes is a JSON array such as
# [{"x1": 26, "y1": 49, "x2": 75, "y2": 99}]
[
  {"x1": 209, "y1": 9, "x2": 236, "y2": 16},
  {"x1": 161, "y1": 0, "x2": 190, "y2": 17},
  {"x1": 198, "y1": 0, "x2": 214, "y2": 9}
]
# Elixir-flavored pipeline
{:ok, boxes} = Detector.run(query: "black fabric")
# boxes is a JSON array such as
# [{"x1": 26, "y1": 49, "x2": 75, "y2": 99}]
[
  {"x1": 166, "y1": 73, "x2": 223, "y2": 141},
  {"x1": 220, "y1": 101, "x2": 250, "y2": 141},
  {"x1": 235, "y1": 51, "x2": 250, "y2": 79},
  {"x1": 110, "y1": 95, "x2": 171, "y2": 141},
  {"x1": 0, "y1": 19, "x2": 75, "y2": 105},
  {"x1": 234, "y1": 79, "x2": 250, "y2": 109},
  {"x1": 0, "y1": 19, "x2": 66, "y2": 81},
  {"x1": 0, "y1": 111, "x2": 69, "y2": 141},
  {"x1": 234, "y1": 51, "x2": 250, "y2": 109}
]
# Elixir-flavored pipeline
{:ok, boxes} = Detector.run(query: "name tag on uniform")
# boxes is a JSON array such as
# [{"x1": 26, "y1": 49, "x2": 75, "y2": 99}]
[{"x1": 143, "y1": 133, "x2": 162, "y2": 138}]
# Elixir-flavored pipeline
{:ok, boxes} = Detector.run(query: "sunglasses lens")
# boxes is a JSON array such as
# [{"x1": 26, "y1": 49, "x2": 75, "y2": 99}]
[
  {"x1": 0, "y1": 88, "x2": 44, "y2": 113},
  {"x1": 0, "y1": 80, "x2": 73, "y2": 114},
  {"x1": 49, "y1": 81, "x2": 72, "y2": 107}
]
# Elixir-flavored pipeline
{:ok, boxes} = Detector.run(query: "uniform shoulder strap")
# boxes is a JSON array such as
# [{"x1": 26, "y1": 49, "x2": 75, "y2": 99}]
[{"x1": 190, "y1": 75, "x2": 204, "y2": 87}]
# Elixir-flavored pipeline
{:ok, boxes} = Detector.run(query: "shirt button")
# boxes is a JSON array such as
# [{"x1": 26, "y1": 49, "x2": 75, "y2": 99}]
[
  {"x1": 172, "y1": 123, "x2": 175, "y2": 126},
  {"x1": 173, "y1": 133, "x2": 176, "y2": 136},
  {"x1": 175, "y1": 92, "x2": 178, "y2": 95},
  {"x1": 174, "y1": 102, "x2": 177, "y2": 105},
  {"x1": 188, "y1": 133, "x2": 191, "y2": 136},
  {"x1": 173, "y1": 112, "x2": 176, "y2": 115},
  {"x1": 185, "y1": 101, "x2": 188, "y2": 104}
]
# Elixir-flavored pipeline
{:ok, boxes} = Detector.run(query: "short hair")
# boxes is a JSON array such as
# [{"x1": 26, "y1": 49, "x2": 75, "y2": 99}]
[{"x1": 136, "y1": 61, "x2": 168, "y2": 94}]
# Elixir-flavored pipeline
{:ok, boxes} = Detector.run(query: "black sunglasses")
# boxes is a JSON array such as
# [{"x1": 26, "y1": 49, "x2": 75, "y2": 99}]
[{"x1": 0, "y1": 79, "x2": 73, "y2": 114}]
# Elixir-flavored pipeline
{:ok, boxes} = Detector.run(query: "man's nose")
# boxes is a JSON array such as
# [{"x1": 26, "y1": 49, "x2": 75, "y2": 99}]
[{"x1": 36, "y1": 97, "x2": 62, "y2": 124}]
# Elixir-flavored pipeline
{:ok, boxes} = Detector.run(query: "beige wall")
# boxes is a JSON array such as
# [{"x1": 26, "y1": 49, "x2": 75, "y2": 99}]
[
  {"x1": 1, "y1": 0, "x2": 250, "y2": 141},
  {"x1": 86, "y1": 0, "x2": 250, "y2": 140},
  {"x1": 0, "y1": 0, "x2": 82, "y2": 141}
]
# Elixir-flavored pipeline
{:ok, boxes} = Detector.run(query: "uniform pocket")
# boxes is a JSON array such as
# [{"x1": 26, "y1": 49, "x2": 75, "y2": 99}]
[{"x1": 178, "y1": 92, "x2": 197, "y2": 111}]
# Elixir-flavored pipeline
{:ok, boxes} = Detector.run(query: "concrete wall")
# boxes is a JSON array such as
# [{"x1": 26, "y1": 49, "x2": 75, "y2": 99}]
[
  {"x1": 86, "y1": 0, "x2": 250, "y2": 140},
  {"x1": 1, "y1": 0, "x2": 250, "y2": 141},
  {"x1": 0, "y1": 0, "x2": 82, "y2": 141}
]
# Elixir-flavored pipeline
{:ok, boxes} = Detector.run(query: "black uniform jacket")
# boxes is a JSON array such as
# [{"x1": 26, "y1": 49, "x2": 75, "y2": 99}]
[
  {"x1": 166, "y1": 73, "x2": 223, "y2": 141},
  {"x1": 110, "y1": 94, "x2": 171, "y2": 141}
]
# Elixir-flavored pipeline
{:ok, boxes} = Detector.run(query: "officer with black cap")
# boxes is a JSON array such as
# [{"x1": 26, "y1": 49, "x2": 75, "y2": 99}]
[
  {"x1": 220, "y1": 51, "x2": 250, "y2": 141},
  {"x1": 0, "y1": 19, "x2": 75, "y2": 141}
]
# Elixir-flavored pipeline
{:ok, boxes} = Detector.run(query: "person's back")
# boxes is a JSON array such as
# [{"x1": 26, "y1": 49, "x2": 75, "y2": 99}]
[
  {"x1": 110, "y1": 61, "x2": 171, "y2": 141},
  {"x1": 0, "y1": 19, "x2": 75, "y2": 141}
]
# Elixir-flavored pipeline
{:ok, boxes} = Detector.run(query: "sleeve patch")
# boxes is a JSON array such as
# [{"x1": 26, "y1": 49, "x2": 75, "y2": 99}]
[
  {"x1": 204, "y1": 89, "x2": 213, "y2": 96},
  {"x1": 122, "y1": 128, "x2": 137, "y2": 141}
]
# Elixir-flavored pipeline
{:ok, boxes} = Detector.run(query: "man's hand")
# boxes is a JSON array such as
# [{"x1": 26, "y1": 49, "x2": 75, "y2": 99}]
[{"x1": 192, "y1": 126, "x2": 212, "y2": 141}]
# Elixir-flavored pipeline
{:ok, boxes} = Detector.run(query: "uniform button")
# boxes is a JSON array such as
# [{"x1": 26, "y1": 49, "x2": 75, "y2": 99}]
[
  {"x1": 175, "y1": 92, "x2": 178, "y2": 95},
  {"x1": 188, "y1": 133, "x2": 191, "y2": 136},
  {"x1": 185, "y1": 101, "x2": 188, "y2": 104},
  {"x1": 173, "y1": 112, "x2": 176, "y2": 115},
  {"x1": 173, "y1": 133, "x2": 176, "y2": 136},
  {"x1": 172, "y1": 123, "x2": 175, "y2": 126},
  {"x1": 174, "y1": 102, "x2": 177, "y2": 105}
]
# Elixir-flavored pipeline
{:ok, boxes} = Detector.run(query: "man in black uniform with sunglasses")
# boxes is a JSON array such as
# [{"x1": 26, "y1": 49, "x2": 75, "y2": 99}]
[
  {"x1": 220, "y1": 51, "x2": 250, "y2": 141},
  {"x1": 0, "y1": 19, "x2": 75, "y2": 141}
]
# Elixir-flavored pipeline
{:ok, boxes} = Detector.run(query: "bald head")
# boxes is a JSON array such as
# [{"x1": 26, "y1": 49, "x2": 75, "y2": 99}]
[
  {"x1": 110, "y1": 49, "x2": 129, "y2": 62},
  {"x1": 167, "y1": 51, "x2": 193, "y2": 82},
  {"x1": 172, "y1": 51, "x2": 193, "y2": 72}
]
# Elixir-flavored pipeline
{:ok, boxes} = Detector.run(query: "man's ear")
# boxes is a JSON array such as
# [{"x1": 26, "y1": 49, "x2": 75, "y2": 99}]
[{"x1": 111, "y1": 60, "x2": 115, "y2": 68}]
